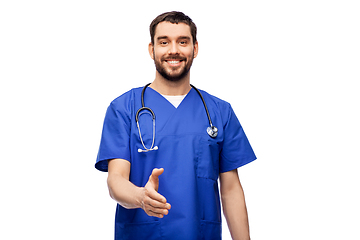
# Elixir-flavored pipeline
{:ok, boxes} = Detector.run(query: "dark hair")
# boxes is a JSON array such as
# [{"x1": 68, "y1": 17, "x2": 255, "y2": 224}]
[{"x1": 150, "y1": 11, "x2": 197, "y2": 45}]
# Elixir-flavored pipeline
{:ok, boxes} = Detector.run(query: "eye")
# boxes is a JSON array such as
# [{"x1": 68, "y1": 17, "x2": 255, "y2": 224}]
[
  {"x1": 159, "y1": 41, "x2": 168, "y2": 46},
  {"x1": 179, "y1": 41, "x2": 188, "y2": 45}
]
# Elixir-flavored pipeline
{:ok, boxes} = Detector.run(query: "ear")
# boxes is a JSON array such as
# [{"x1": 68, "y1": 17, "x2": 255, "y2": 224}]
[
  {"x1": 148, "y1": 43, "x2": 154, "y2": 60},
  {"x1": 193, "y1": 41, "x2": 199, "y2": 58}
]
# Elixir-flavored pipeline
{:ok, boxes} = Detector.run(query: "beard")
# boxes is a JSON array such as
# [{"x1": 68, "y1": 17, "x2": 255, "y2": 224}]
[{"x1": 153, "y1": 51, "x2": 195, "y2": 82}]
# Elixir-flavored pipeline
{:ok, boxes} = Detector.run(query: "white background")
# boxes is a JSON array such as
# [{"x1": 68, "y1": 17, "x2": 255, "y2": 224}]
[{"x1": 1, "y1": 0, "x2": 359, "y2": 239}]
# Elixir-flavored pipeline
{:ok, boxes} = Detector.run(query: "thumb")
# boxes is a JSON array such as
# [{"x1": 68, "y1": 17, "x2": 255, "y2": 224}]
[
  {"x1": 148, "y1": 168, "x2": 164, "y2": 191},
  {"x1": 151, "y1": 168, "x2": 164, "y2": 178}
]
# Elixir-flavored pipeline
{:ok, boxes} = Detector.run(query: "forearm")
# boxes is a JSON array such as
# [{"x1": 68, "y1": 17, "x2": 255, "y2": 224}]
[
  {"x1": 220, "y1": 170, "x2": 250, "y2": 240},
  {"x1": 222, "y1": 188, "x2": 250, "y2": 240},
  {"x1": 107, "y1": 173, "x2": 143, "y2": 209}
]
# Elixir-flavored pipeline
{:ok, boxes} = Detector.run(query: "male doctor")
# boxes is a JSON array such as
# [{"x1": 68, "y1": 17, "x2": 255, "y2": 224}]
[{"x1": 96, "y1": 11, "x2": 256, "y2": 240}]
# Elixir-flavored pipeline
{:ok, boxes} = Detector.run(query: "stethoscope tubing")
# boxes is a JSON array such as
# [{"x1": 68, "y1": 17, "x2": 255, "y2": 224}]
[
  {"x1": 190, "y1": 84, "x2": 214, "y2": 129},
  {"x1": 136, "y1": 106, "x2": 155, "y2": 122},
  {"x1": 136, "y1": 83, "x2": 218, "y2": 152}
]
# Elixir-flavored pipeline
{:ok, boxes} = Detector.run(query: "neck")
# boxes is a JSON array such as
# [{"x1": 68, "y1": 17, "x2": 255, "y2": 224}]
[{"x1": 149, "y1": 72, "x2": 191, "y2": 96}]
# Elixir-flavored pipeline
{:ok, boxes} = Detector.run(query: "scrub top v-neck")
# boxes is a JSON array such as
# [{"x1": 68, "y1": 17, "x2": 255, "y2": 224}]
[{"x1": 161, "y1": 94, "x2": 187, "y2": 108}]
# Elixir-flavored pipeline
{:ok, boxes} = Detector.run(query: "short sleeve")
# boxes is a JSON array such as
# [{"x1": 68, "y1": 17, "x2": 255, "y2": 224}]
[
  {"x1": 95, "y1": 99, "x2": 131, "y2": 172},
  {"x1": 219, "y1": 104, "x2": 256, "y2": 173}
]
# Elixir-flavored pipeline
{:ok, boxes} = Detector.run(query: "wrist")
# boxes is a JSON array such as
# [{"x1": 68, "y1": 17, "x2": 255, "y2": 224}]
[{"x1": 135, "y1": 186, "x2": 145, "y2": 209}]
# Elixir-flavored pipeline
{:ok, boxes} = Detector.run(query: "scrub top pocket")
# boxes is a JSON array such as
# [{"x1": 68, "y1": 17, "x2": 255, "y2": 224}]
[
  {"x1": 196, "y1": 137, "x2": 221, "y2": 181},
  {"x1": 118, "y1": 221, "x2": 163, "y2": 240},
  {"x1": 200, "y1": 220, "x2": 222, "y2": 240}
]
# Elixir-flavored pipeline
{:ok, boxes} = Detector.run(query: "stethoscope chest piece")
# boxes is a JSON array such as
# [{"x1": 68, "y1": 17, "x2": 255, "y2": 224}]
[{"x1": 207, "y1": 125, "x2": 218, "y2": 138}]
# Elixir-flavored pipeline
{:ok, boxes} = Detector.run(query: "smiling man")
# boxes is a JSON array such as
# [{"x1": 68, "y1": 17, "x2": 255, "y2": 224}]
[
  {"x1": 96, "y1": 11, "x2": 256, "y2": 240},
  {"x1": 150, "y1": 21, "x2": 197, "y2": 83}
]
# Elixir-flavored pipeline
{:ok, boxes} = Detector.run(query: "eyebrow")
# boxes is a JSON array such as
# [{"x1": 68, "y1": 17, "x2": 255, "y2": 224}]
[{"x1": 156, "y1": 36, "x2": 191, "y2": 41}]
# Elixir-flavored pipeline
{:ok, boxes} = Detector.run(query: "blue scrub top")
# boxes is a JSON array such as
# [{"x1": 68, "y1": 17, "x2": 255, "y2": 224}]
[{"x1": 96, "y1": 86, "x2": 256, "y2": 240}]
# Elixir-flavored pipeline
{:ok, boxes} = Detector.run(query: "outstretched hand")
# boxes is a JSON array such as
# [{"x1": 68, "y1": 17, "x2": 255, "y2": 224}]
[{"x1": 141, "y1": 168, "x2": 171, "y2": 218}]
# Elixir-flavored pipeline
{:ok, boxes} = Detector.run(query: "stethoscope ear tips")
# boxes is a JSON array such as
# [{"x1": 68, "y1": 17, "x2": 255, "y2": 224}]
[
  {"x1": 207, "y1": 126, "x2": 218, "y2": 138},
  {"x1": 138, "y1": 146, "x2": 159, "y2": 153}
]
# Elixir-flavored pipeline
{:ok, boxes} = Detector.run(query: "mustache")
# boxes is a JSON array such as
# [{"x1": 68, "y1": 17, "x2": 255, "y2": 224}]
[{"x1": 161, "y1": 55, "x2": 186, "y2": 61}]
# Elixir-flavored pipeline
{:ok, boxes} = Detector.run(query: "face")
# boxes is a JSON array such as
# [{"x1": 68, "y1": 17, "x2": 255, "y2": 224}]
[{"x1": 149, "y1": 22, "x2": 198, "y2": 82}]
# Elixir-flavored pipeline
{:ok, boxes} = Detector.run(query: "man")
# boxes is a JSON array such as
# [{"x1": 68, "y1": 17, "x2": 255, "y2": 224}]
[{"x1": 96, "y1": 11, "x2": 256, "y2": 240}]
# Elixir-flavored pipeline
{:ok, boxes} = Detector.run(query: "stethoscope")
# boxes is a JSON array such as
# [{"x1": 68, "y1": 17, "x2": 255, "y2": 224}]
[{"x1": 136, "y1": 83, "x2": 218, "y2": 153}]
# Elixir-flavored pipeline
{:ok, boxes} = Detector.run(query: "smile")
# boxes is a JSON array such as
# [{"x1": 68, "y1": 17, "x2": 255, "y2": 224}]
[
  {"x1": 167, "y1": 60, "x2": 180, "y2": 64},
  {"x1": 165, "y1": 59, "x2": 184, "y2": 67}
]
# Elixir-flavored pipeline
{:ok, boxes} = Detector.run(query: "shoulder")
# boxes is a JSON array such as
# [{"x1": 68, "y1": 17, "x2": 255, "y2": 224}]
[
  {"x1": 197, "y1": 88, "x2": 232, "y2": 112},
  {"x1": 109, "y1": 87, "x2": 143, "y2": 110},
  {"x1": 110, "y1": 87, "x2": 142, "y2": 105},
  {"x1": 195, "y1": 88, "x2": 236, "y2": 128}
]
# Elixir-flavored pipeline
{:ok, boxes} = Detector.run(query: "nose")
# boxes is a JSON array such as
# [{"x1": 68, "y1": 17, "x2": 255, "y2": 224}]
[{"x1": 168, "y1": 41, "x2": 180, "y2": 55}]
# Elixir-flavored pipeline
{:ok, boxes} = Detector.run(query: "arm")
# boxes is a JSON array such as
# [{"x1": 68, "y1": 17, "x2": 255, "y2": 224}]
[
  {"x1": 107, "y1": 159, "x2": 171, "y2": 218},
  {"x1": 219, "y1": 169, "x2": 250, "y2": 240}
]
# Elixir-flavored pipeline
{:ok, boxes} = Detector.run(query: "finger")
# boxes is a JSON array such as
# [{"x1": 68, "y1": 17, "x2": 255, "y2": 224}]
[
  {"x1": 144, "y1": 203, "x2": 170, "y2": 217},
  {"x1": 149, "y1": 209, "x2": 168, "y2": 217},
  {"x1": 146, "y1": 187, "x2": 168, "y2": 204},
  {"x1": 147, "y1": 210, "x2": 165, "y2": 218},
  {"x1": 149, "y1": 168, "x2": 164, "y2": 181},
  {"x1": 152, "y1": 168, "x2": 164, "y2": 176},
  {"x1": 146, "y1": 204, "x2": 170, "y2": 215},
  {"x1": 143, "y1": 196, "x2": 169, "y2": 217},
  {"x1": 148, "y1": 168, "x2": 164, "y2": 191},
  {"x1": 146, "y1": 197, "x2": 171, "y2": 210}
]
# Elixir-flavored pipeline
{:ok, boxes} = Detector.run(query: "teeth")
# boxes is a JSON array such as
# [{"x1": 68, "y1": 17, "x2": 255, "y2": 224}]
[{"x1": 168, "y1": 61, "x2": 180, "y2": 64}]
